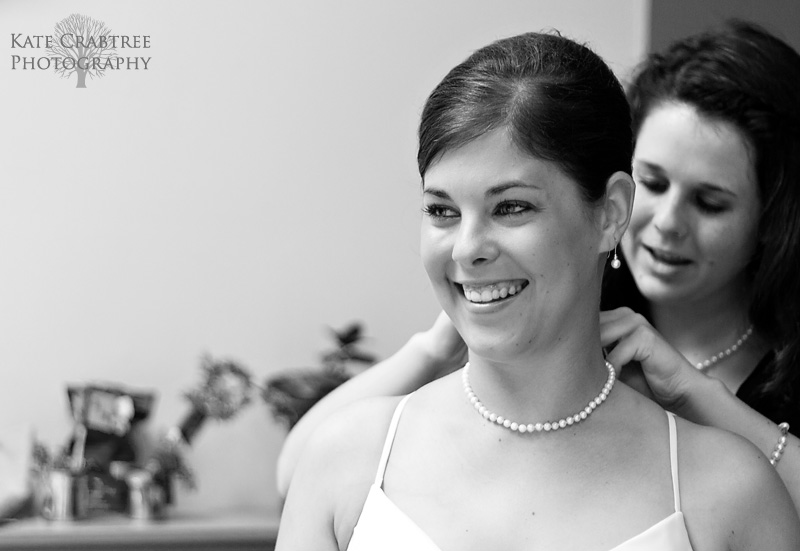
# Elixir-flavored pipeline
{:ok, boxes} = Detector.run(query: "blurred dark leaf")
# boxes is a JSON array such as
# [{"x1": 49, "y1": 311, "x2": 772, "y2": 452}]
[
  {"x1": 262, "y1": 321, "x2": 378, "y2": 428},
  {"x1": 261, "y1": 369, "x2": 350, "y2": 429},
  {"x1": 148, "y1": 435, "x2": 196, "y2": 490},
  {"x1": 333, "y1": 323, "x2": 363, "y2": 346}
]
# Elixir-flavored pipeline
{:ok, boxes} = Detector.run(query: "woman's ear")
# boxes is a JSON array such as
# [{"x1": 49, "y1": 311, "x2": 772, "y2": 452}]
[{"x1": 598, "y1": 171, "x2": 634, "y2": 253}]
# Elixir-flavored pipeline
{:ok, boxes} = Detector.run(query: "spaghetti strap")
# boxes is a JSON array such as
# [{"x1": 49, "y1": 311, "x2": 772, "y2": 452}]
[
  {"x1": 666, "y1": 411, "x2": 682, "y2": 513},
  {"x1": 374, "y1": 394, "x2": 413, "y2": 487}
]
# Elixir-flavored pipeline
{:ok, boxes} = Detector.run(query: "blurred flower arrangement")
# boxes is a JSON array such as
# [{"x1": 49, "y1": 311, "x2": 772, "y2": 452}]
[
  {"x1": 12, "y1": 321, "x2": 374, "y2": 521},
  {"x1": 185, "y1": 356, "x2": 254, "y2": 424},
  {"x1": 146, "y1": 354, "x2": 254, "y2": 501},
  {"x1": 146, "y1": 322, "x2": 376, "y2": 498},
  {"x1": 261, "y1": 322, "x2": 377, "y2": 429}
]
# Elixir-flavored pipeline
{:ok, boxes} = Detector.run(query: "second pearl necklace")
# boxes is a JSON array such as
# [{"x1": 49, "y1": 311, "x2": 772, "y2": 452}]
[{"x1": 462, "y1": 360, "x2": 616, "y2": 434}]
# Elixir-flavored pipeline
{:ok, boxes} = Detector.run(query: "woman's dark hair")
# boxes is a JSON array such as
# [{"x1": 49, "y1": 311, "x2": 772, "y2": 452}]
[
  {"x1": 418, "y1": 31, "x2": 632, "y2": 204},
  {"x1": 611, "y1": 20, "x2": 800, "y2": 409}
]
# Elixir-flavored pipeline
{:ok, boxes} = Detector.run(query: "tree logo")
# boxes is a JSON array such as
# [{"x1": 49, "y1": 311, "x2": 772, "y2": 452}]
[
  {"x1": 10, "y1": 14, "x2": 151, "y2": 89},
  {"x1": 46, "y1": 14, "x2": 116, "y2": 88}
]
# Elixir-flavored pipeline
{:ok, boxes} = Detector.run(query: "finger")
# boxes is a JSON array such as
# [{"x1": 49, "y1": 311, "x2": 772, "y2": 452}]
[
  {"x1": 600, "y1": 314, "x2": 641, "y2": 347},
  {"x1": 600, "y1": 308, "x2": 648, "y2": 329},
  {"x1": 600, "y1": 311, "x2": 651, "y2": 345},
  {"x1": 599, "y1": 307, "x2": 639, "y2": 324},
  {"x1": 604, "y1": 325, "x2": 656, "y2": 373}
]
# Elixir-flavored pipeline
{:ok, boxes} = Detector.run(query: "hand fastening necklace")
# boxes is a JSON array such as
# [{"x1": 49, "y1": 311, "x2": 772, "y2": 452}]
[
  {"x1": 695, "y1": 325, "x2": 753, "y2": 370},
  {"x1": 462, "y1": 361, "x2": 616, "y2": 434}
]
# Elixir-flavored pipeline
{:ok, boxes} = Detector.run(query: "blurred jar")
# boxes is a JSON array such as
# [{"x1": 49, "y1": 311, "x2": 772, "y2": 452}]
[{"x1": 41, "y1": 469, "x2": 88, "y2": 521}]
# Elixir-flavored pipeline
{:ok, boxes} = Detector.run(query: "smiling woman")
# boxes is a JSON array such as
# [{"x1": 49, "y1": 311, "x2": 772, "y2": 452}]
[
  {"x1": 274, "y1": 31, "x2": 800, "y2": 550},
  {"x1": 274, "y1": 19, "x2": 800, "y2": 539},
  {"x1": 420, "y1": 130, "x2": 617, "y2": 363}
]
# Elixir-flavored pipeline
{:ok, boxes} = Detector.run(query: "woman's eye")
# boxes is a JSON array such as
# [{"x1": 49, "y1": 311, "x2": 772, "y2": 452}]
[
  {"x1": 495, "y1": 201, "x2": 533, "y2": 216},
  {"x1": 636, "y1": 178, "x2": 668, "y2": 194},
  {"x1": 695, "y1": 195, "x2": 728, "y2": 214},
  {"x1": 422, "y1": 204, "x2": 458, "y2": 220}
]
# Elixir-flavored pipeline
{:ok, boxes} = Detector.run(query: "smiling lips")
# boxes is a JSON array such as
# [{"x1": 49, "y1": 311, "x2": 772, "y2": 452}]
[
  {"x1": 645, "y1": 246, "x2": 692, "y2": 266},
  {"x1": 459, "y1": 280, "x2": 529, "y2": 304}
]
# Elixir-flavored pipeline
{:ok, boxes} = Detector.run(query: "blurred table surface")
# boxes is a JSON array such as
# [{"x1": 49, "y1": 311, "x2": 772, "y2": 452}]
[{"x1": 0, "y1": 511, "x2": 279, "y2": 551}]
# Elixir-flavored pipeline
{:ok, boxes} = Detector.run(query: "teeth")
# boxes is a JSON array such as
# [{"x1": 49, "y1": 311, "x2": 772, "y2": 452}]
[{"x1": 462, "y1": 282, "x2": 524, "y2": 303}]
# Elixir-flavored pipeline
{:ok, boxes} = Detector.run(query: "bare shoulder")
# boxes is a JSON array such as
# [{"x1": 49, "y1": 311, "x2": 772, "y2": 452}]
[
  {"x1": 308, "y1": 396, "x2": 410, "y2": 463},
  {"x1": 292, "y1": 394, "x2": 407, "y2": 493},
  {"x1": 675, "y1": 417, "x2": 779, "y2": 499},
  {"x1": 276, "y1": 395, "x2": 407, "y2": 549},
  {"x1": 674, "y1": 417, "x2": 800, "y2": 549}
]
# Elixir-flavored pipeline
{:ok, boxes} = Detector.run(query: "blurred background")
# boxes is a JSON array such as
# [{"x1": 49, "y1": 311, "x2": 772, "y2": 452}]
[{"x1": 1, "y1": 0, "x2": 797, "y2": 522}]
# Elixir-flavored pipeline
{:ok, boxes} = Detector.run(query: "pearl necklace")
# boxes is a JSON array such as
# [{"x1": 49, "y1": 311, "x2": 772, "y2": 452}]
[
  {"x1": 462, "y1": 361, "x2": 616, "y2": 434},
  {"x1": 695, "y1": 325, "x2": 753, "y2": 370}
]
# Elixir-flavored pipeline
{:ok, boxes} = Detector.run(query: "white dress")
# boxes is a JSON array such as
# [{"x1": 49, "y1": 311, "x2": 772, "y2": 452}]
[{"x1": 347, "y1": 394, "x2": 694, "y2": 551}]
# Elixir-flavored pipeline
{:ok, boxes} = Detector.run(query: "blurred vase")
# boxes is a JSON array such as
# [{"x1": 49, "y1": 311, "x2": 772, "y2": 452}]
[{"x1": 41, "y1": 469, "x2": 88, "y2": 521}]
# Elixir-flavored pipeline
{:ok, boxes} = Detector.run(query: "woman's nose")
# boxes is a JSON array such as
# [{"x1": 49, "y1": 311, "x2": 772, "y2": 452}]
[
  {"x1": 451, "y1": 217, "x2": 499, "y2": 266},
  {"x1": 652, "y1": 194, "x2": 688, "y2": 240}
]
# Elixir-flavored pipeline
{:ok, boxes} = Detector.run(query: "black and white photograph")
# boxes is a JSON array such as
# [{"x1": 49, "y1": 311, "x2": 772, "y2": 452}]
[{"x1": 1, "y1": 1, "x2": 799, "y2": 549}]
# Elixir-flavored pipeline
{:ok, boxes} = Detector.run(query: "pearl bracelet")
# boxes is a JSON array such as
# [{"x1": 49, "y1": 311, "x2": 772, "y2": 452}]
[{"x1": 769, "y1": 422, "x2": 790, "y2": 467}]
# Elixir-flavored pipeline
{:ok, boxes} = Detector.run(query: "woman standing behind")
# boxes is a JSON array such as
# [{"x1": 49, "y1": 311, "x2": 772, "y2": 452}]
[
  {"x1": 275, "y1": 21, "x2": 800, "y2": 512},
  {"x1": 601, "y1": 19, "x2": 800, "y2": 508},
  {"x1": 276, "y1": 31, "x2": 799, "y2": 549}
]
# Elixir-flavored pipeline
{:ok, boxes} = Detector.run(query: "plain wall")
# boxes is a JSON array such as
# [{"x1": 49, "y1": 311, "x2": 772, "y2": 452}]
[{"x1": 0, "y1": 0, "x2": 648, "y2": 518}]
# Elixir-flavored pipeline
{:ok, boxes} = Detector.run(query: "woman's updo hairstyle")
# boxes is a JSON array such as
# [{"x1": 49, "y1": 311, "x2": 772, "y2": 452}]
[{"x1": 418, "y1": 31, "x2": 632, "y2": 204}]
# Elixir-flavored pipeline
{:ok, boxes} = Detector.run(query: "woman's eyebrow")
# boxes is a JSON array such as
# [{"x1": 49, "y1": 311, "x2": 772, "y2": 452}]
[
  {"x1": 487, "y1": 181, "x2": 541, "y2": 196},
  {"x1": 422, "y1": 181, "x2": 541, "y2": 199},
  {"x1": 422, "y1": 187, "x2": 450, "y2": 199},
  {"x1": 633, "y1": 160, "x2": 665, "y2": 175}
]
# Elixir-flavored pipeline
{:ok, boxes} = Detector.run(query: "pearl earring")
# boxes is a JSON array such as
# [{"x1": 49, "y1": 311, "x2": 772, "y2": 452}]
[{"x1": 610, "y1": 247, "x2": 621, "y2": 269}]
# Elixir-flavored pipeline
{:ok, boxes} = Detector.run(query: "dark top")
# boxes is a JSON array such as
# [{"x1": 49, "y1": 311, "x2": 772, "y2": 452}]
[
  {"x1": 738, "y1": 352, "x2": 800, "y2": 436},
  {"x1": 601, "y1": 256, "x2": 799, "y2": 437}
]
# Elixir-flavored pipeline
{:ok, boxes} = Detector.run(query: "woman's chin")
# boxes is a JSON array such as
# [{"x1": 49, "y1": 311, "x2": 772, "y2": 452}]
[
  {"x1": 634, "y1": 277, "x2": 695, "y2": 305},
  {"x1": 460, "y1": 332, "x2": 531, "y2": 364}
]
